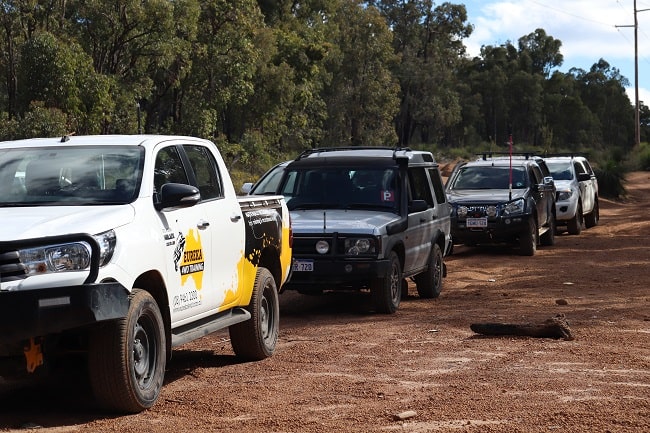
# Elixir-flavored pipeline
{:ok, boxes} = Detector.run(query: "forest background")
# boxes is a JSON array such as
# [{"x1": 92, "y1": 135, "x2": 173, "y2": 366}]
[{"x1": 1, "y1": 0, "x2": 649, "y2": 195}]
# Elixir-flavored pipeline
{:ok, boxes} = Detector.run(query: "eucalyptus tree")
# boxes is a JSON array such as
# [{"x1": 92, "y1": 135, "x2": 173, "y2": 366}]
[
  {"x1": 66, "y1": 0, "x2": 196, "y2": 132},
  {"x1": 570, "y1": 59, "x2": 635, "y2": 148},
  {"x1": 17, "y1": 31, "x2": 113, "y2": 134},
  {"x1": 368, "y1": 1, "x2": 472, "y2": 146},
  {"x1": 0, "y1": 0, "x2": 67, "y2": 120},
  {"x1": 233, "y1": 0, "x2": 334, "y2": 157},
  {"x1": 320, "y1": 0, "x2": 400, "y2": 146},
  {"x1": 177, "y1": 0, "x2": 262, "y2": 142}
]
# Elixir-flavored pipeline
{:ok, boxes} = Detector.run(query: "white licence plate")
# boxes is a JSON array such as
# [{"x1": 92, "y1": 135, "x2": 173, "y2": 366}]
[
  {"x1": 292, "y1": 260, "x2": 314, "y2": 272},
  {"x1": 466, "y1": 217, "x2": 488, "y2": 228}
]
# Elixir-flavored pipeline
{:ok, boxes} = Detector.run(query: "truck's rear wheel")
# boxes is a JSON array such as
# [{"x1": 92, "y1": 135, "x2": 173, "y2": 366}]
[
  {"x1": 89, "y1": 289, "x2": 166, "y2": 413},
  {"x1": 371, "y1": 251, "x2": 401, "y2": 314},
  {"x1": 415, "y1": 243, "x2": 443, "y2": 299},
  {"x1": 229, "y1": 267, "x2": 279, "y2": 361}
]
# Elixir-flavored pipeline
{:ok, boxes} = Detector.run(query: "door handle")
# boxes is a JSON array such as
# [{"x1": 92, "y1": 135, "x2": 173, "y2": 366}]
[
  {"x1": 230, "y1": 214, "x2": 242, "y2": 222},
  {"x1": 197, "y1": 220, "x2": 210, "y2": 230}
]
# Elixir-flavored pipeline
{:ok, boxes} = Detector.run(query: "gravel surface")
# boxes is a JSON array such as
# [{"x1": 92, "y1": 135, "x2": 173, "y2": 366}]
[{"x1": 1, "y1": 172, "x2": 649, "y2": 433}]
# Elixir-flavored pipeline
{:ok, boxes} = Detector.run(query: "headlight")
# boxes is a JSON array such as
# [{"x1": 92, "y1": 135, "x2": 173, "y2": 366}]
[
  {"x1": 557, "y1": 189, "x2": 573, "y2": 201},
  {"x1": 503, "y1": 198, "x2": 525, "y2": 215},
  {"x1": 17, "y1": 230, "x2": 116, "y2": 277},
  {"x1": 457, "y1": 206, "x2": 468, "y2": 218},
  {"x1": 315, "y1": 240, "x2": 330, "y2": 254},
  {"x1": 486, "y1": 205, "x2": 497, "y2": 217},
  {"x1": 344, "y1": 238, "x2": 376, "y2": 255},
  {"x1": 19, "y1": 243, "x2": 92, "y2": 276},
  {"x1": 94, "y1": 230, "x2": 116, "y2": 266}
]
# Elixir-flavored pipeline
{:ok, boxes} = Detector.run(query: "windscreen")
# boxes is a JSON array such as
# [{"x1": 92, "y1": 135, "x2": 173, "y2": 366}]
[
  {"x1": 546, "y1": 162, "x2": 573, "y2": 180},
  {"x1": 449, "y1": 166, "x2": 527, "y2": 190},
  {"x1": 282, "y1": 167, "x2": 399, "y2": 212},
  {"x1": 0, "y1": 145, "x2": 144, "y2": 206}
]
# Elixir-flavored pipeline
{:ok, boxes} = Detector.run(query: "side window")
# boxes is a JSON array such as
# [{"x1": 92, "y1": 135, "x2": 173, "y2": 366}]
[
  {"x1": 574, "y1": 161, "x2": 587, "y2": 175},
  {"x1": 427, "y1": 167, "x2": 446, "y2": 204},
  {"x1": 582, "y1": 159, "x2": 594, "y2": 175},
  {"x1": 530, "y1": 165, "x2": 543, "y2": 184},
  {"x1": 184, "y1": 145, "x2": 223, "y2": 200},
  {"x1": 154, "y1": 146, "x2": 189, "y2": 198},
  {"x1": 408, "y1": 167, "x2": 434, "y2": 207}
]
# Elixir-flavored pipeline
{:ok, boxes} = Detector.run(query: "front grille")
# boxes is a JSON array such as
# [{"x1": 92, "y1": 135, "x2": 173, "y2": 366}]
[
  {"x1": 292, "y1": 234, "x2": 338, "y2": 256},
  {"x1": 0, "y1": 250, "x2": 28, "y2": 282},
  {"x1": 466, "y1": 205, "x2": 489, "y2": 218},
  {"x1": 292, "y1": 234, "x2": 377, "y2": 257}
]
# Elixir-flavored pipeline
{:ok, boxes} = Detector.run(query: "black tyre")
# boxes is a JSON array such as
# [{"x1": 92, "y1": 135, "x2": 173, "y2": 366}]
[
  {"x1": 89, "y1": 289, "x2": 166, "y2": 413},
  {"x1": 229, "y1": 267, "x2": 279, "y2": 361},
  {"x1": 540, "y1": 213, "x2": 556, "y2": 246},
  {"x1": 415, "y1": 243, "x2": 443, "y2": 299},
  {"x1": 567, "y1": 203, "x2": 583, "y2": 235},
  {"x1": 371, "y1": 251, "x2": 401, "y2": 314},
  {"x1": 519, "y1": 218, "x2": 537, "y2": 256},
  {"x1": 584, "y1": 198, "x2": 599, "y2": 228}
]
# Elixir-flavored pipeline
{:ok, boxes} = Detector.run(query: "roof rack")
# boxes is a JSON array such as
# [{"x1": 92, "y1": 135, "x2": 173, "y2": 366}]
[
  {"x1": 542, "y1": 152, "x2": 590, "y2": 158},
  {"x1": 476, "y1": 151, "x2": 541, "y2": 161},
  {"x1": 295, "y1": 146, "x2": 412, "y2": 161}
]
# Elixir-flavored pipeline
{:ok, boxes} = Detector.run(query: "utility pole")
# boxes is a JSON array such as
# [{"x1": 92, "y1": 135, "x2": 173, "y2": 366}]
[{"x1": 617, "y1": 0, "x2": 649, "y2": 147}]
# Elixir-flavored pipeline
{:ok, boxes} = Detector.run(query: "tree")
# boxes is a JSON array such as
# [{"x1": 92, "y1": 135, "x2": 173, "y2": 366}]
[
  {"x1": 517, "y1": 28, "x2": 563, "y2": 77},
  {"x1": 320, "y1": 0, "x2": 400, "y2": 146},
  {"x1": 371, "y1": 1, "x2": 473, "y2": 146}
]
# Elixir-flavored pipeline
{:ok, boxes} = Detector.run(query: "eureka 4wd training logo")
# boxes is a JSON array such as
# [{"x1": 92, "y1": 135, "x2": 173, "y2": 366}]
[{"x1": 173, "y1": 229, "x2": 205, "y2": 290}]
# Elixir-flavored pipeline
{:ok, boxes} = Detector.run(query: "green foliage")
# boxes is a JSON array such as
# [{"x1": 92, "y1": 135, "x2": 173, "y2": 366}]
[
  {"x1": 17, "y1": 102, "x2": 69, "y2": 138},
  {"x1": 0, "y1": 0, "x2": 640, "y2": 158},
  {"x1": 633, "y1": 142, "x2": 650, "y2": 171},
  {"x1": 594, "y1": 159, "x2": 627, "y2": 199}
]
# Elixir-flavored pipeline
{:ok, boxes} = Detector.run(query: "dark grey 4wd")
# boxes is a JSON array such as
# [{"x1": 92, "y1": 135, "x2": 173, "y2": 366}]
[
  {"x1": 445, "y1": 156, "x2": 556, "y2": 256},
  {"x1": 247, "y1": 147, "x2": 452, "y2": 314}
]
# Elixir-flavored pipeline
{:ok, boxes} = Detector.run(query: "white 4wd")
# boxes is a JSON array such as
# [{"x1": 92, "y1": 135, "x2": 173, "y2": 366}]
[
  {"x1": 545, "y1": 155, "x2": 599, "y2": 235},
  {"x1": 0, "y1": 135, "x2": 292, "y2": 413}
]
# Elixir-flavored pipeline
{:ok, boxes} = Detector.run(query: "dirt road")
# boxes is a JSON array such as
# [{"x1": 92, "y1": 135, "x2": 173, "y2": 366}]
[{"x1": 1, "y1": 173, "x2": 649, "y2": 433}]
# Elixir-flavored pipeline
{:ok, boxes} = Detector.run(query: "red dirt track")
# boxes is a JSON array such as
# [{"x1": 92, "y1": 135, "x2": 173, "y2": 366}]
[{"x1": 1, "y1": 172, "x2": 649, "y2": 433}]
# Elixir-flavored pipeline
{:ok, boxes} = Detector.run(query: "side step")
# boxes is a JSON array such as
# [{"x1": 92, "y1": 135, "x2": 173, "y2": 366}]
[{"x1": 171, "y1": 307, "x2": 251, "y2": 348}]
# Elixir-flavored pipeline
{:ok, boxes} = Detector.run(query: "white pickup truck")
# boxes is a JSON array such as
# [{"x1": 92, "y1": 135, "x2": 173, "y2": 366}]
[{"x1": 0, "y1": 135, "x2": 292, "y2": 413}]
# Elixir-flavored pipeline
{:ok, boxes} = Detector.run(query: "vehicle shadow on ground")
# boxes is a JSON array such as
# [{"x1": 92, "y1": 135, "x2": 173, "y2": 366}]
[
  {"x1": 0, "y1": 349, "x2": 244, "y2": 430},
  {"x1": 0, "y1": 364, "x2": 107, "y2": 429}
]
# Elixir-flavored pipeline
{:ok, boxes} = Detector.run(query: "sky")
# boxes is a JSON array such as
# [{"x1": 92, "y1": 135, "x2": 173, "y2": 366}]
[{"x1": 461, "y1": 0, "x2": 650, "y2": 107}]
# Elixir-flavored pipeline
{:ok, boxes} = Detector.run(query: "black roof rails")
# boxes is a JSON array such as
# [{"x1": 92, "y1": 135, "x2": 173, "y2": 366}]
[
  {"x1": 477, "y1": 151, "x2": 541, "y2": 161},
  {"x1": 542, "y1": 152, "x2": 590, "y2": 158},
  {"x1": 295, "y1": 146, "x2": 412, "y2": 161}
]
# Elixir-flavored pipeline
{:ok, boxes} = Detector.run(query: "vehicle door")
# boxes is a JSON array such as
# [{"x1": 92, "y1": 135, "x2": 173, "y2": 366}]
[
  {"x1": 182, "y1": 144, "x2": 245, "y2": 312},
  {"x1": 154, "y1": 144, "x2": 214, "y2": 323},
  {"x1": 404, "y1": 167, "x2": 436, "y2": 272},
  {"x1": 529, "y1": 164, "x2": 549, "y2": 225},
  {"x1": 574, "y1": 160, "x2": 594, "y2": 213}
]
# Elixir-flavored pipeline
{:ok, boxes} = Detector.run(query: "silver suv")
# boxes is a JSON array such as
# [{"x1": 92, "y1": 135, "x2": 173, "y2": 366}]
[
  {"x1": 245, "y1": 147, "x2": 452, "y2": 314},
  {"x1": 544, "y1": 155, "x2": 599, "y2": 235}
]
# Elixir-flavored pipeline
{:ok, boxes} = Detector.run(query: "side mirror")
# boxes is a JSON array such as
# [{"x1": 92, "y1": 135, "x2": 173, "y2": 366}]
[
  {"x1": 408, "y1": 199, "x2": 429, "y2": 213},
  {"x1": 240, "y1": 182, "x2": 253, "y2": 194},
  {"x1": 577, "y1": 173, "x2": 591, "y2": 182},
  {"x1": 155, "y1": 183, "x2": 201, "y2": 211},
  {"x1": 543, "y1": 176, "x2": 555, "y2": 186}
]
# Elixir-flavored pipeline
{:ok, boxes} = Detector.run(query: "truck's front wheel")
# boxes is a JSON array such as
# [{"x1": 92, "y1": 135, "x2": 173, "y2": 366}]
[
  {"x1": 415, "y1": 243, "x2": 443, "y2": 299},
  {"x1": 89, "y1": 289, "x2": 166, "y2": 413},
  {"x1": 229, "y1": 267, "x2": 279, "y2": 361},
  {"x1": 371, "y1": 251, "x2": 401, "y2": 314}
]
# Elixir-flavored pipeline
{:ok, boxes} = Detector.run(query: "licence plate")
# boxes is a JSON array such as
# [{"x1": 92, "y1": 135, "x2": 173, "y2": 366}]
[
  {"x1": 292, "y1": 260, "x2": 314, "y2": 272},
  {"x1": 466, "y1": 217, "x2": 488, "y2": 228}
]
